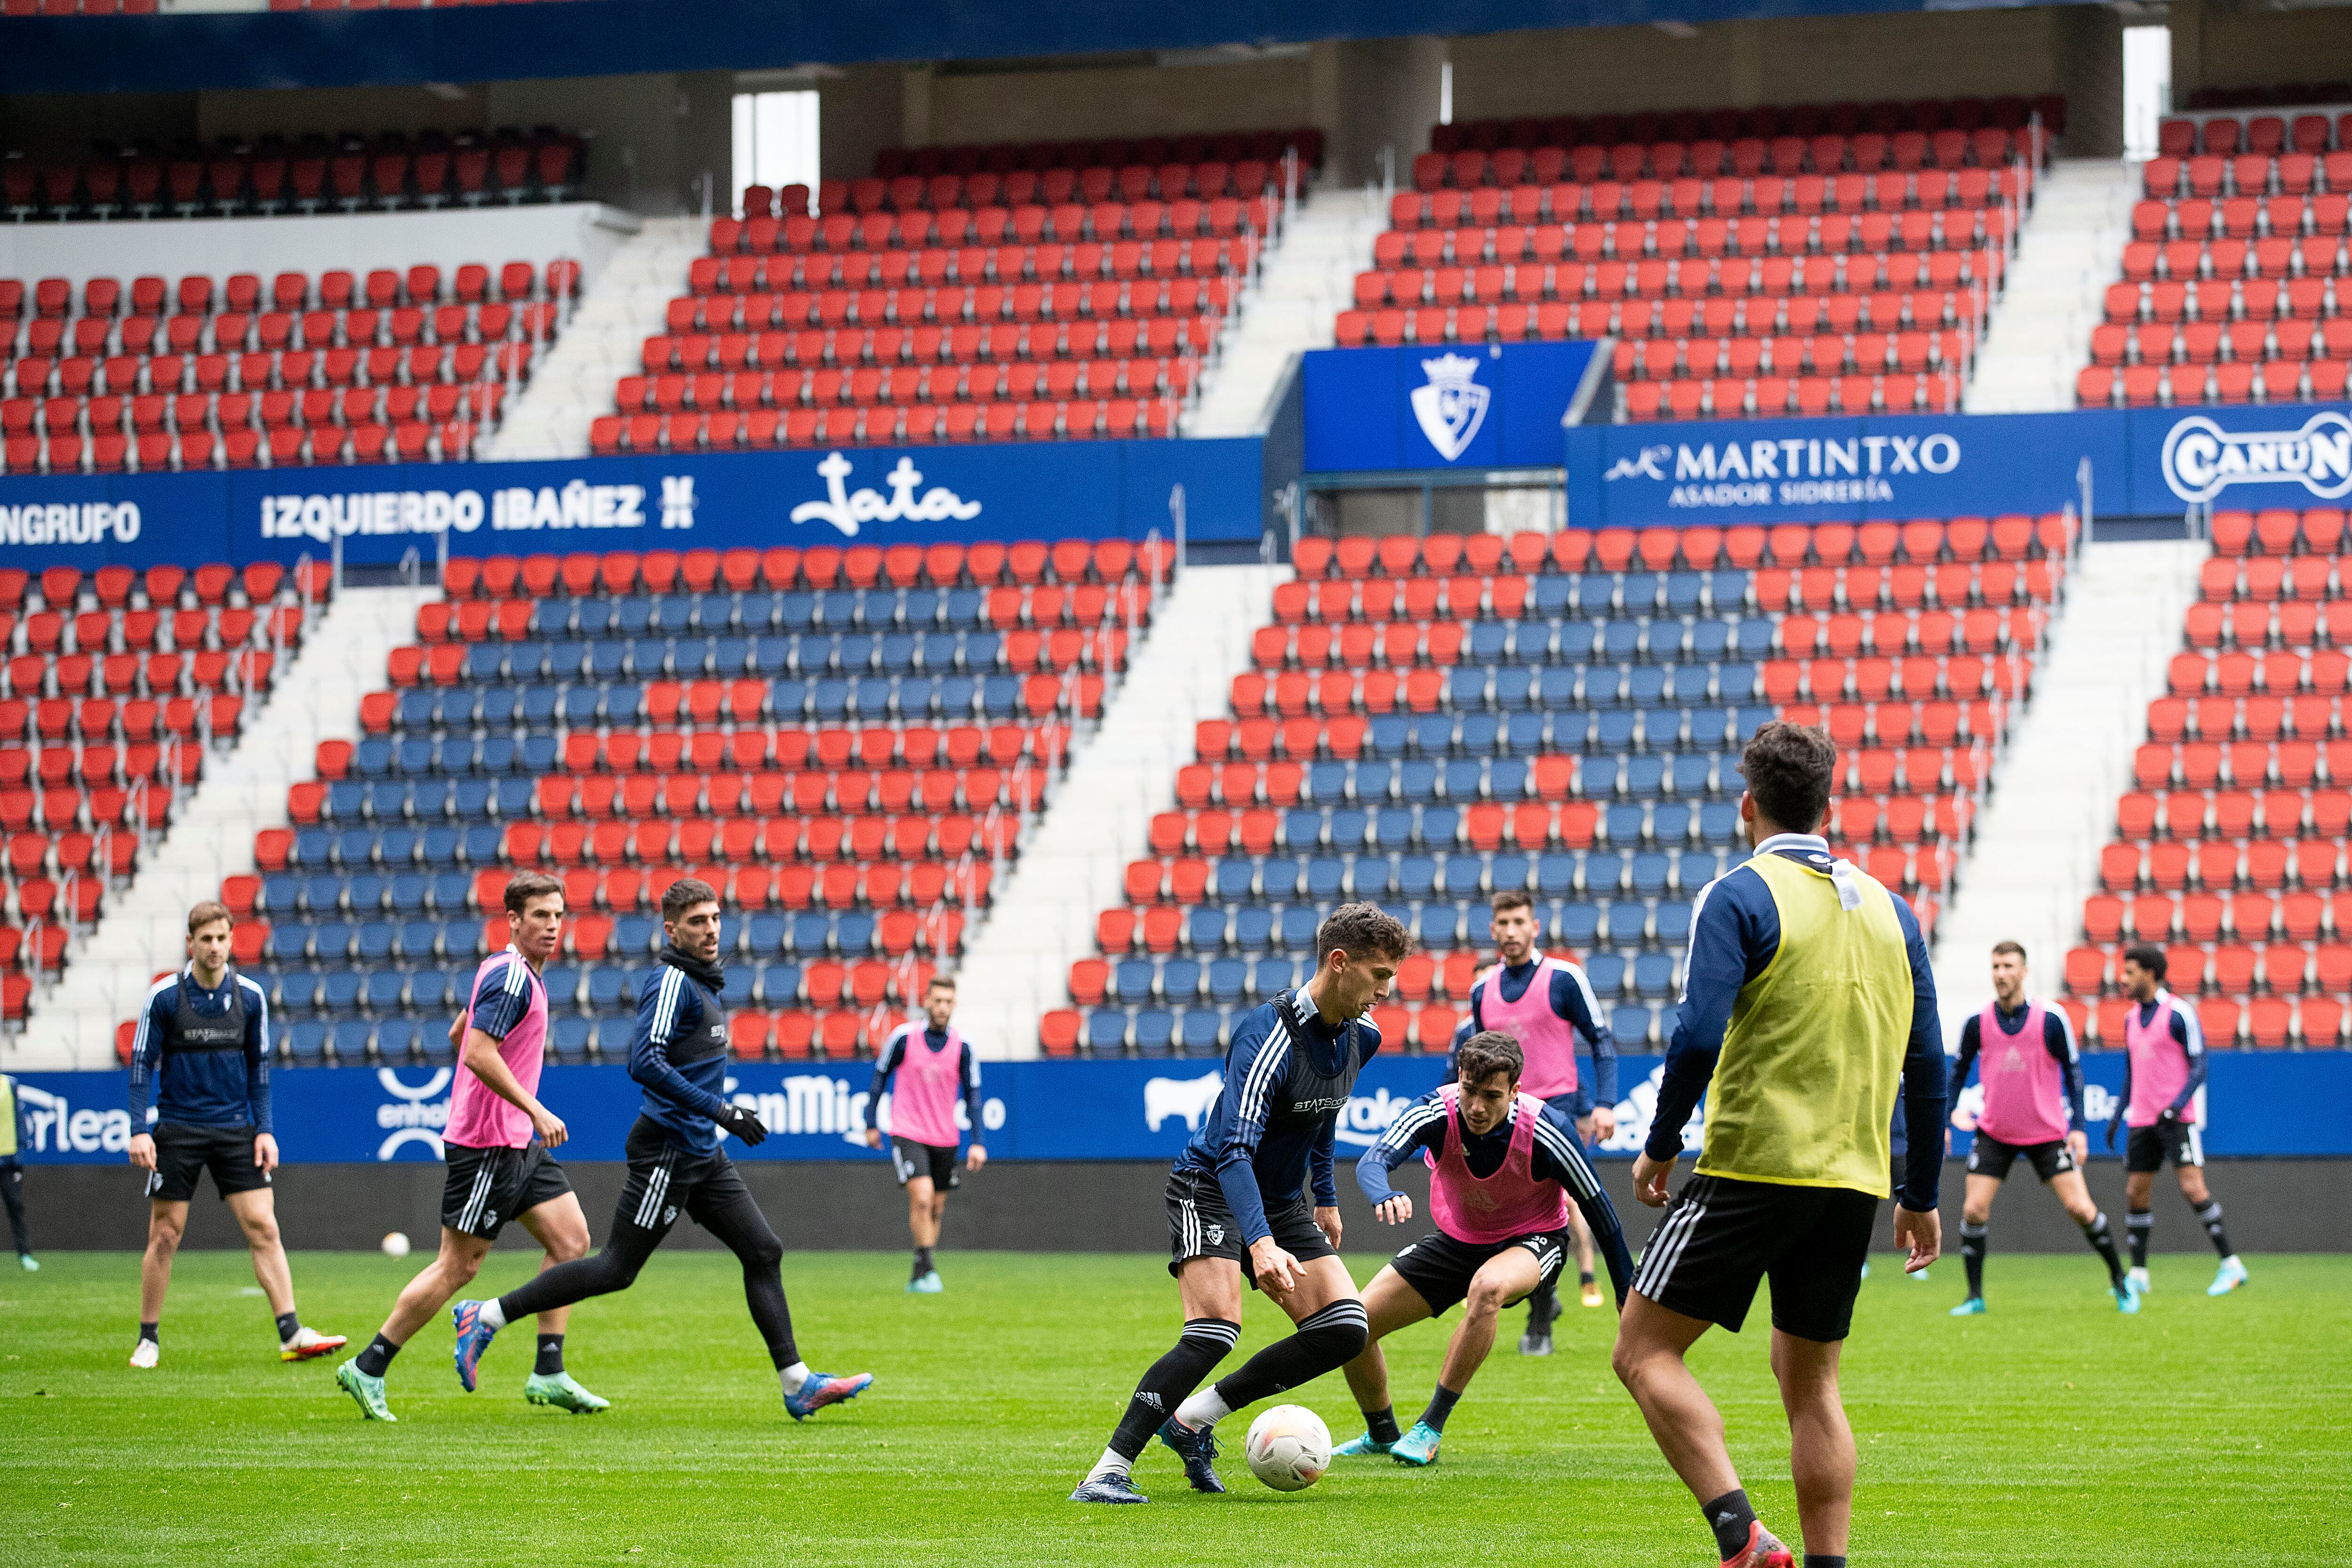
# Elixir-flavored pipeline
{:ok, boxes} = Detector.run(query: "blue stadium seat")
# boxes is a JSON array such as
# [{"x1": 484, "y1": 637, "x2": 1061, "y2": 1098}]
[
  {"x1": 1085, "y1": 1010, "x2": 1129, "y2": 1053},
  {"x1": 332, "y1": 1019, "x2": 375, "y2": 1062},
  {"x1": 287, "y1": 1020, "x2": 330, "y2": 1065},
  {"x1": 1134, "y1": 1009, "x2": 1175, "y2": 1057},
  {"x1": 1612, "y1": 1005, "x2": 1656, "y2": 1045},
  {"x1": 1179, "y1": 1011, "x2": 1224, "y2": 1056}
]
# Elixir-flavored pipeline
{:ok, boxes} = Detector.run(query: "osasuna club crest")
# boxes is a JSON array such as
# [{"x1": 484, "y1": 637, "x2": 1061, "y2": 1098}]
[{"x1": 1410, "y1": 353, "x2": 1491, "y2": 462}]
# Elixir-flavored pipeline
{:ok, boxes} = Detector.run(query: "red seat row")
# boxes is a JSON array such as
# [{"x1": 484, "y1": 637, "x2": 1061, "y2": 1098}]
[
  {"x1": 1410, "y1": 127, "x2": 2039, "y2": 191},
  {"x1": 1, "y1": 422, "x2": 477, "y2": 476},
  {"x1": 707, "y1": 198, "x2": 1277, "y2": 257},
  {"x1": 2092, "y1": 318, "x2": 2352, "y2": 365},
  {"x1": 2120, "y1": 235, "x2": 2350, "y2": 285},
  {"x1": 1388, "y1": 168, "x2": 2020, "y2": 230},
  {"x1": 1435, "y1": 98, "x2": 2063, "y2": 156},
  {"x1": 0, "y1": 135, "x2": 580, "y2": 219},
  {"x1": 2077, "y1": 361, "x2": 2350, "y2": 409},
  {"x1": 2157, "y1": 113, "x2": 2352, "y2": 159},
  {"x1": 440, "y1": 539, "x2": 1164, "y2": 599},
  {"x1": 871, "y1": 128, "x2": 1323, "y2": 182}
]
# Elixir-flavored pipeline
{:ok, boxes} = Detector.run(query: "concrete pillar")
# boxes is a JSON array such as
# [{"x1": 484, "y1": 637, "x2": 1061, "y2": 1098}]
[
  {"x1": 1311, "y1": 36, "x2": 1446, "y2": 189},
  {"x1": 2054, "y1": 4, "x2": 2126, "y2": 158},
  {"x1": 818, "y1": 64, "x2": 906, "y2": 190},
  {"x1": 2169, "y1": 0, "x2": 2207, "y2": 108}
]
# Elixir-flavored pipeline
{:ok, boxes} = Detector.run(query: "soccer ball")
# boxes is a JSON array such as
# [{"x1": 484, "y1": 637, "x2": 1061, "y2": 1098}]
[
  {"x1": 381, "y1": 1232, "x2": 411, "y2": 1259},
  {"x1": 1243, "y1": 1404, "x2": 1331, "y2": 1492}
]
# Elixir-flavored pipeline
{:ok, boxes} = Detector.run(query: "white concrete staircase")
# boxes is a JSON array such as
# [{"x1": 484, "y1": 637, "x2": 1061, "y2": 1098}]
[
  {"x1": 1932, "y1": 539, "x2": 2208, "y2": 1030},
  {"x1": 954, "y1": 562, "x2": 1280, "y2": 1058},
  {"x1": 1964, "y1": 159, "x2": 2141, "y2": 415},
  {"x1": 7, "y1": 585, "x2": 435, "y2": 1071},
  {"x1": 1188, "y1": 188, "x2": 1385, "y2": 436},
  {"x1": 482, "y1": 214, "x2": 705, "y2": 461}
]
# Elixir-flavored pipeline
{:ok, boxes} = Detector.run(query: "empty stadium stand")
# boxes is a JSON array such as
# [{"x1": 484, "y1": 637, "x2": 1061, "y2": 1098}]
[
  {"x1": 2068, "y1": 505, "x2": 2352, "y2": 1050},
  {"x1": 1338, "y1": 98, "x2": 2054, "y2": 421},
  {"x1": 1044, "y1": 513, "x2": 2073, "y2": 1058},
  {"x1": 2081, "y1": 109, "x2": 2352, "y2": 408},
  {"x1": 0, "y1": 257, "x2": 576, "y2": 475},
  {"x1": 162, "y1": 537, "x2": 1167, "y2": 1069}
]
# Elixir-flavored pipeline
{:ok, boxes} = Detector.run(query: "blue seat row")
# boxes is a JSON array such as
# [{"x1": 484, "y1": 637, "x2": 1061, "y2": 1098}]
[
  {"x1": 440, "y1": 629, "x2": 1056, "y2": 684},
  {"x1": 257, "y1": 908, "x2": 895, "y2": 968},
  {"x1": 523, "y1": 586, "x2": 1033, "y2": 635},
  {"x1": 1263, "y1": 799, "x2": 1740, "y2": 851},
  {"x1": 1196, "y1": 847, "x2": 1739, "y2": 903},
  {"x1": 389, "y1": 673, "x2": 1047, "y2": 734},
  {"x1": 250, "y1": 954, "x2": 852, "y2": 1018},
  {"x1": 1125, "y1": 896, "x2": 1697, "y2": 958},
  {"x1": 276, "y1": 1011, "x2": 879, "y2": 1065},
  {"x1": 1073, "y1": 1000, "x2": 1683, "y2": 1055}
]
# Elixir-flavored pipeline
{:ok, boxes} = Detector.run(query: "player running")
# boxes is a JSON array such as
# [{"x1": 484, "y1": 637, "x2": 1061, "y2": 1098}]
[
  {"x1": 1070, "y1": 902, "x2": 1410, "y2": 1505},
  {"x1": 449, "y1": 878, "x2": 873, "y2": 1419},
  {"x1": 2108, "y1": 944, "x2": 2246, "y2": 1298},
  {"x1": 1612, "y1": 723, "x2": 1945, "y2": 1568},
  {"x1": 1447, "y1": 888, "x2": 1618, "y2": 1353},
  {"x1": 1332, "y1": 1030, "x2": 1636, "y2": 1467},
  {"x1": 861, "y1": 975, "x2": 987, "y2": 1294},
  {"x1": 126, "y1": 901, "x2": 342, "y2": 1370},
  {"x1": 337, "y1": 872, "x2": 608, "y2": 1421},
  {"x1": 1, "y1": 1069, "x2": 34, "y2": 1269},
  {"x1": 1947, "y1": 941, "x2": 2135, "y2": 1316}
]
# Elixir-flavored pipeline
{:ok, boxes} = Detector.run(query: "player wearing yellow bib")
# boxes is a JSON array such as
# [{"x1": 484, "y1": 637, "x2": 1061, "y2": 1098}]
[{"x1": 1611, "y1": 723, "x2": 1946, "y2": 1568}]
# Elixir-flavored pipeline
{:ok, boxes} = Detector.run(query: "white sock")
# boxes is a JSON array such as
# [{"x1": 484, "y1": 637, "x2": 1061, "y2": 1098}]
[
  {"x1": 1085, "y1": 1447, "x2": 1131, "y2": 1482},
  {"x1": 477, "y1": 1299, "x2": 507, "y2": 1332},
  {"x1": 1174, "y1": 1387, "x2": 1232, "y2": 1430},
  {"x1": 778, "y1": 1361, "x2": 810, "y2": 1395}
]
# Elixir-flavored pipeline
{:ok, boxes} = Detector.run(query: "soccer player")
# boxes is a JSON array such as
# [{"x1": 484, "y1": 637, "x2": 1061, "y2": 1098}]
[
  {"x1": 1332, "y1": 1029, "x2": 1636, "y2": 1466},
  {"x1": 127, "y1": 901, "x2": 343, "y2": 1369},
  {"x1": 861, "y1": 975, "x2": 987, "y2": 1293},
  {"x1": 1447, "y1": 888, "x2": 1618, "y2": 1351},
  {"x1": 1947, "y1": 940, "x2": 2135, "y2": 1316},
  {"x1": 1069, "y1": 902, "x2": 1410, "y2": 1505},
  {"x1": 2106, "y1": 944, "x2": 2246, "y2": 1297},
  {"x1": 337, "y1": 872, "x2": 607, "y2": 1421},
  {"x1": 1611, "y1": 723, "x2": 1945, "y2": 1568},
  {"x1": 0, "y1": 1068, "x2": 34, "y2": 1269},
  {"x1": 449, "y1": 878, "x2": 873, "y2": 1419}
]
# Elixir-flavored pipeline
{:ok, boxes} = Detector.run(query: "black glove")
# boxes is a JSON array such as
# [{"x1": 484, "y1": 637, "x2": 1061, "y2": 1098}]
[
  {"x1": 718, "y1": 1105, "x2": 768, "y2": 1147},
  {"x1": 2103, "y1": 1116, "x2": 2120, "y2": 1151}
]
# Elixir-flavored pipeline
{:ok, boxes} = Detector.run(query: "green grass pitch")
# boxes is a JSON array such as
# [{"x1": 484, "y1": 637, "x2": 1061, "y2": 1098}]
[{"x1": 1, "y1": 1249, "x2": 2344, "y2": 1565}]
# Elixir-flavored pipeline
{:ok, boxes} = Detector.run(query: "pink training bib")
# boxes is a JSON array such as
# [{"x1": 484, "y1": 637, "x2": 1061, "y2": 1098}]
[
  {"x1": 1974, "y1": 998, "x2": 2070, "y2": 1147},
  {"x1": 1477, "y1": 955, "x2": 1580, "y2": 1100},
  {"x1": 884, "y1": 1022, "x2": 967, "y2": 1147},
  {"x1": 2124, "y1": 990, "x2": 2196, "y2": 1129},
  {"x1": 1425, "y1": 1085, "x2": 1572, "y2": 1246},
  {"x1": 445, "y1": 949, "x2": 548, "y2": 1150}
]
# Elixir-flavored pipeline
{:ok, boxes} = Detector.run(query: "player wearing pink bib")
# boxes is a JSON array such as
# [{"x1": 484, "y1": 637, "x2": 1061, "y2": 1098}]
[
  {"x1": 1332, "y1": 1031, "x2": 1634, "y2": 1466},
  {"x1": 1947, "y1": 942, "x2": 2133, "y2": 1317},
  {"x1": 337, "y1": 872, "x2": 606, "y2": 1422},
  {"x1": 2108, "y1": 945, "x2": 2246, "y2": 1298},
  {"x1": 863, "y1": 976, "x2": 986, "y2": 1293}
]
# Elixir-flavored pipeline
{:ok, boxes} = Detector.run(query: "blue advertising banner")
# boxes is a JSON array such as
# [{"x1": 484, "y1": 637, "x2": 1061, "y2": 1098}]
[
  {"x1": 15, "y1": 1052, "x2": 2346, "y2": 1166},
  {"x1": 0, "y1": 436, "x2": 1266, "y2": 572},
  {"x1": 1303, "y1": 340, "x2": 1609, "y2": 474}
]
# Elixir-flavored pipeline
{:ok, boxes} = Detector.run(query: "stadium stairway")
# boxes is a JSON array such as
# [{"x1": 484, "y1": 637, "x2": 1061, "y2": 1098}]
[
  {"x1": 954, "y1": 561, "x2": 1278, "y2": 1056},
  {"x1": 479, "y1": 214, "x2": 691, "y2": 461},
  {"x1": 1186, "y1": 187, "x2": 1385, "y2": 436},
  {"x1": 1932, "y1": 536, "x2": 2206, "y2": 1029},
  {"x1": 9, "y1": 582, "x2": 431, "y2": 1070},
  {"x1": 1963, "y1": 160, "x2": 2139, "y2": 412}
]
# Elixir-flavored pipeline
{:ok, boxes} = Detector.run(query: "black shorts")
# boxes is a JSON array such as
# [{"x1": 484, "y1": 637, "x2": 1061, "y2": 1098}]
[
  {"x1": 1390, "y1": 1227, "x2": 1570, "y2": 1317},
  {"x1": 1967, "y1": 1134, "x2": 2076, "y2": 1183},
  {"x1": 440, "y1": 1141, "x2": 572, "y2": 1240},
  {"x1": 614, "y1": 1115, "x2": 756, "y2": 1240},
  {"x1": 2126, "y1": 1120, "x2": 2204, "y2": 1173},
  {"x1": 1630, "y1": 1173, "x2": 1879, "y2": 1343},
  {"x1": 144, "y1": 1123, "x2": 270, "y2": 1203},
  {"x1": 890, "y1": 1138, "x2": 960, "y2": 1191},
  {"x1": 1164, "y1": 1164, "x2": 1336, "y2": 1288}
]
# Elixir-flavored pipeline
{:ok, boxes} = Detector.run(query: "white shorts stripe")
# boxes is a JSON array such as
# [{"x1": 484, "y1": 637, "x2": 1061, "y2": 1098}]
[{"x1": 1633, "y1": 1180, "x2": 1709, "y2": 1298}]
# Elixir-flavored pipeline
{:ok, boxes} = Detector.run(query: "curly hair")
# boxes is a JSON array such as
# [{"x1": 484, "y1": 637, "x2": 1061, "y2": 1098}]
[
  {"x1": 1739, "y1": 719, "x2": 1838, "y2": 835},
  {"x1": 1455, "y1": 1030, "x2": 1525, "y2": 1087}
]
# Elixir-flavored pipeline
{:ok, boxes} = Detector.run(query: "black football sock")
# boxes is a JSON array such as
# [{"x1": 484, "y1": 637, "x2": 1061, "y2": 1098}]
[
  {"x1": 275, "y1": 1310, "x2": 302, "y2": 1342},
  {"x1": 2191, "y1": 1198, "x2": 2233, "y2": 1258},
  {"x1": 1805, "y1": 1556, "x2": 1848, "y2": 1568},
  {"x1": 913, "y1": 1245, "x2": 934, "y2": 1281},
  {"x1": 1702, "y1": 1488, "x2": 1759, "y2": 1560},
  {"x1": 1959, "y1": 1221, "x2": 1987, "y2": 1298},
  {"x1": 535, "y1": 1335, "x2": 564, "y2": 1376},
  {"x1": 1, "y1": 1164, "x2": 27, "y2": 1253},
  {"x1": 2081, "y1": 1212, "x2": 2126, "y2": 1286},
  {"x1": 2126, "y1": 1209, "x2": 2153, "y2": 1268},
  {"x1": 1420, "y1": 1382, "x2": 1463, "y2": 1433},
  {"x1": 1198, "y1": 1299, "x2": 1370, "y2": 1417},
  {"x1": 1365, "y1": 1404, "x2": 1402, "y2": 1445},
  {"x1": 1578, "y1": 1269, "x2": 1595, "y2": 1286},
  {"x1": 138, "y1": 1321, "x2": 159, "y2": 1346},
  {"x1": 354, "y1": 1333, "x2": 401, "y2": 1377},
  {"x1": 1526, "y1": 1278, "x2": 1557, "y2": 1326},
  {"x1": 1105, "y1": 1319, "x2": 1239, "y2": 1463}
]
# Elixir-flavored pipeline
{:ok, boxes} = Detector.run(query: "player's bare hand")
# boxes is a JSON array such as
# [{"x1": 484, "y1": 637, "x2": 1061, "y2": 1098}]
[
  {"x1": 530, "y1": 1105, "x2": 569, "y2": 1149},
  {"x1": 253, "y1": 1133, "x2": 280, "y2": 1174},
  {"x1": 1314, "y1": 1205, "x2": 1342, "y2": 1249},
  {"x1": 1249, "y1": 1238, "x2": 1301, "y2": 1296},
  {"x1": 1630, "y1": 1151, "x2": 1674, "y2": 1208},
  {"x1": 863, "y1": 1128, "x2": 882, "y2": 1149},
  {"x1": 1894, "y1": 1204, "x2": 1941, "y2": 1273},
  {"x1": 128, "y1": 1132, "x2": 156, "y2": 1171},
  {"x1": 1375, "y1": 1195, "x2": 1412, "y2": 1226},
  {"x1": 2067, "y1": 1130, "x2": 2089, "y2": 1166},
  {"x1": 966, "y1": 1144, "x2": 987, "y2": 1171},
  {"x1": 447, "y1": 1012, "x2": 465, "y2": 1047},
  {"x1": 1589, "y1": 1105, "x2": 1618, "y2": 1142}
]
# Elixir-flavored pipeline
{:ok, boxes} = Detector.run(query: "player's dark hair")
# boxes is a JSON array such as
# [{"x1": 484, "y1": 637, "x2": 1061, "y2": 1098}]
[
  {"x1": 185, "y1": 899, "x2": 231, "y2": 935},
  {"x1": 1739, "y1": 719, "x2": 1837, "y2": 835},
  {"x1": 1315, "y1": 901, "x2": 1412, "y2": 964},
  {"x1": 1455, "y1": 1030, "x2": 1523, "y2": 1088},
  {"x1": 662, "y1": 876, "x2": 721, "y2": 923},
  {"x1": 1489, "y1": 888, "x2": 1534, "y2": 917},
  {"x1": 1990, "y1": 939, "x2": 2027, "y2": 961},
  {"x1": 504, "y1": 869, "x2": 564, "y2": 919},
  {"x1": 926, "y1": 974, "x2": 956, "y2": 993},
  {"x1": 2122, "y1": 942, "x2": 2167, "y2": 981}
]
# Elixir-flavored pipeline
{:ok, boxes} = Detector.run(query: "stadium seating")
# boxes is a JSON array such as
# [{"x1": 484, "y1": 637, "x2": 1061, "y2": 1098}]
[
  {"x1": 0, "y1": 128, "x2": 583, "y2": 219},
  {"x1": 1337, "y1": 99, "x2": 2052, "y2": 420},
  {"x1": 2080, "y1": 110, "x2": 2352, "y2": 409},
  {"x1": 1041, "y1": 514, "x2": 2074, "y2": 1059},
  {"x1": 2179, "y1": 83, "x2": 2352, "y2": 115},
  {"x1": 0, "y1": 259, "x2": 575, "y2": 475},
  {"x1": 2066, "y1": 505, "x2": 2352, "y2": 1049},
  {"x1": 590, "y1": 125, "x2": 1318, "y2": 456},
  {"x1": 0, "y1": 559, "x2": 332, "y2": 1026},
  {"x1": 179, "y1": 538, "x2": 1168, "y2": 1069}
]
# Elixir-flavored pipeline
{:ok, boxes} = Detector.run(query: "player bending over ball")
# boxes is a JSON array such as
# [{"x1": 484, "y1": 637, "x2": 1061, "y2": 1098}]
[
  {"x1": 862, "y1": 976, "x2": 986, "y2": 1293},
  {"x1": 338, "y1": 873, "x2": 608, "y2": 1421},
  {"x1": 1069, "y1": 902, "x2": 1411, "y2": 1505},
  {"x1": 449, "y1": 879, "x2": 873, "y2": 1419},
  {"x1": 1333, "y1": 1030, "x2": 1635, "y2": 1466}
]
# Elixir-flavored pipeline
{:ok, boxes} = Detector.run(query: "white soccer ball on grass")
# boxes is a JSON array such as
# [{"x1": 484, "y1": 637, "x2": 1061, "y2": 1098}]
[
  {"x1": 1244, "y1": 1404, "x2": 1331, "y2": 1492},
  {"x1": 381, "y1": 1232, "x2": 411, "y2": 1259}
]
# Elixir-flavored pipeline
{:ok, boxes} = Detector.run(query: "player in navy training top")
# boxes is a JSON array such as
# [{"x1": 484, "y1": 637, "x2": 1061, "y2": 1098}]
[
  {"x1": 1072, "y1": 903, "x2": 1412, "y2": 1505},
  {"x1": 126, "y1": 901, "x2": 343, "y2": 1369}
]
